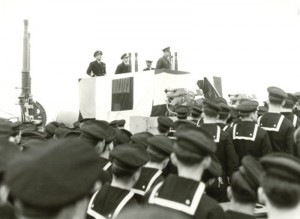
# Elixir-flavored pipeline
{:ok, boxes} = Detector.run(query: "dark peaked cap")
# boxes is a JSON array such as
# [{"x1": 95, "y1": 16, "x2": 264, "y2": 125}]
[
  {"x1": 217, "y1": 103, "x2": 231, "y2": 114},
  {"x1": 239, "y1": 155, "x2": 263, "y2": 191},
  {"x1": 110, "y1": 144, "x2": 149, "y2": 169},
  {"x1": 260, "y1": 153, "x2": 300, "y2": 183},
  {"x1": 162, "y1": 47, "x2": 170, "y2": 52},
  {"x1": 157, "y1": 117, "x2": 174, "y2": 128},
  {"x1": 191, "y1": 106, "x2": 203, "y2": 115},
  {"x1": 0, "y1": 139, "x2": 19, "y2": 173},
  {"x1": 284, "y1": 93, "x2": 298, "y2": 107},
  {"x1": 267, "y1": 86, "x2": 287, "y2": 101},
  {"x1": 131, "y1": 132, "x2": 154, "y2": 149},
  {"x1": 237, "y1": 100, "x2": 259, "y2": 115},
  {"x1": 294, "y1": 92, "x2": 300, "y2": 100},
  {"x1": 5, "y1": 139, "x2": 100, "y2": 209},
  {"x1": 203, "y1": 99, "x2": 221, "y2": 114},
  {"x1": 175, "y1": 126, "x2": 216, "y2": 155},
  {"x1": 94, "y1": 50, "x2": 102, "y2": 57},
  {"x1": 81, "y1": 120, "x2": 113, "y2": 141},
  {"x1": 147, "y1": 135, "x2": 173, "y2": 156}
]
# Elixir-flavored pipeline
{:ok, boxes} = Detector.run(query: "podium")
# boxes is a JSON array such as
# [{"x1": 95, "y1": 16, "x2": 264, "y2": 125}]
[{"x1": 78, "y1": 69, "x2": 196, "y2": 132}]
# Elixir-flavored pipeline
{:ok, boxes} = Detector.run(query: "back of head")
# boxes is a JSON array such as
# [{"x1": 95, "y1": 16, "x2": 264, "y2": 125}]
[
  {"x1": 230, "y1": 156, "x2": 263, "y2": 204},
  {"x1": 260, "y1": 153, "x2": 300, "y2": 209},
  {"x1": 147, "y1": 135, "x2": 173, "y2": 163},
  {"x1": 203, "y1": 99, "x2": 221, "y2": 118},
  {"x1": 110, "y1": 144, "x2": 149, "y2": 178},
  {"x1": 267, "y1": 87, "x2": 287, "y2": 105},
  {"x1": 5, "y1": 139, "x2": 100, "y2": 217},
  {"x1": 131, "y1": 132, "x2": 153, "y2": 149},
  {"x1": 175, "y1": 125, "x2": 216, "y2": 165}
]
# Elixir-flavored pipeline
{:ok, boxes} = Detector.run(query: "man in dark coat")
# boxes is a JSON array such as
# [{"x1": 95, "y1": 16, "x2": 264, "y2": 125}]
[
  {"x1": 115, "y1": 53, "x2": 131, "y2": 74},
  {"x1": 257, "y1": 87, "x2": 295, "y2": 154},
  {"x1": 147, "y1": 126, "x2": 226, "y2": 219},
  {"x1": 156, "y1": 47, "x2": 172, "y2": 70},
  {"x1": 199, "y1": 99, "x2": 239, "y2": 203},
  {"x1": 86, "y1": 50, "x2": 106, "y2": 77},
  {"x1": 281, "y1": 93, "x2": 300, "y2": 129},
  {"x1": 227, "y1": 100, "x2": 272, "y2": 164}
]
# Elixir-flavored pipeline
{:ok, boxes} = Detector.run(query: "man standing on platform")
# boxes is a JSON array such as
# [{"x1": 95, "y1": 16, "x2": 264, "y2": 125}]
[
  {"x1": 86, "y1": 50, "x2": 106, "y2": 77},
  {"x1": 115, "y1": 53, "x2": 131, "y2": 74},
  {"x1": 143, "y1": 60, "x2": 155, "y2": 71},
  {"x1": 156, "y1": 47, "x2": 171, "y2": 70}
]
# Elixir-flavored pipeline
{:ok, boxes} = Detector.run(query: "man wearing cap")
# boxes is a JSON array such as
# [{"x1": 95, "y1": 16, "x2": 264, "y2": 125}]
[
  {"x1": 156, "y1": 47, "x2": 172, "y2": 70},
  {"x1": 227, "y1": 100, "x2": 272, "y2": 163},
  {"x1": 143, "y1": 60, "x2": 155, "y2": 71},
  {"x1": 216, "y1": 103, "x2": 231, "y2": 131},
  {"x1": 294, "y1": 92, "x2": 300, "y2": 118},
  {"x1": 0, "y1": 140, "x2": 19, "y2": 219},
  {"x1": 148, "y1": 126, "x2": 225, "y2": 219},
  {"x1": 258, "y1": 153, "x2": 300, "y2": 219},
  {"x1": 199, "y1": 99, "x2": 239, "y2": 203},
  {"x1": 173, "y1": 105, "x2": 194, "y2": 129},
  {"x1": 131, "y1": 132, "x2": 154, "y2": 149},
  {"x1": 281, "y1": 93, "x2": 300, "y2": 128},
  {"x1": 86, "y1": 50, "x2": 106, "y2": 77},
  {"x1": 87, "y1": 144, "x2": 149, "y2": 219},
  {"x1": 157, "y1": 116, "x2": 174, "y2": 136},
  {"x1": 80, "y1": 120, "x2": 116, "y2": 183},
  {"x1": 226, "y1": 156, "x2": 263, "y2": 219},
  {"x1": 190, "y1": 105, "x2": 203, "y2": 124},
  {"x1": 115, "y1": 53, "x2": 131, "y2": 74},
  {"x1": 132, "y1": 135, "x2": 173, "y2": 202},
  {"x1": 257, "y1": 87, "x2": 295, "y2": 154},
  {"x1": 5, "y1": 139, "x2": 101, "y2": 219}
]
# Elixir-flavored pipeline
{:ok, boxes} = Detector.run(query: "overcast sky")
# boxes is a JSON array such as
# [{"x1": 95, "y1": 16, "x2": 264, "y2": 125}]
[{"x1": 0, "y1": 0, "x2": 300, "y2": 121}]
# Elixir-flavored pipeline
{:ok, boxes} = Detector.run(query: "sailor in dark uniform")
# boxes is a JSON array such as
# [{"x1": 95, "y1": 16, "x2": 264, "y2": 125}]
[
  {"x1": 157, "y1": 116, "x2": 174, "y2": 136},
  {"x1": 258, "y1": 153, "x2": 300, "y2": 219},
  {"x1": 87, "y1": 145, "x2": 149, "y2": 219},
  {"x1": 226, "y1": 156, "x2": 263, "y2": 219},
  {"x1": 86, "y1": 50, "x2": 106, "y2": 77},
  {"x1": 294, "y1": 92, "x2": 300, "y2": 118},
  {"x1": 199, "y1": 99, "x2": 239, "y2": 203},
  {"x1": 115, "y1": 53, "x2": 131, "y2": 74},
  {"x1": 227, "y1": 100, "x2": 272, "y2": 164},
  {"x1": 143, "y1": 60, "x2": 155, "y2": 71},
  {"x1": 5, "y1": 139, "x2": 101, "y2": 219},
  {"x1": 190, "y1": 106, "x2": 203, "y2": 124},
  {"x1": 131, "y1": 132, "x2": 154, "y2": 150},
  {"x1": 173, "y1": 105, "x2": 194, "y2": 129},
  {"x1": 281, "y1": 93, "x2": 300, "y2": 128},
  {"x1": 147, "y1": 125, "x2": 226, "y2": 219},
  {"x1": 257, "y1": 105, "x2": 268, "y2": 117},
  {"x1": 156, "y1": 47, "x2": 172, "y2": 70},
  {"x1": 132, "y1": 135, "x2": 173, "y2": 202},
  {"x1": 113, "y1": 129, "x2": 132, "y2": 146},
  {"x1": 257, "y1": 87, "x2": 295, "y2": 154},
  {"x1": 216, "y1": 103, "x2": 231, "y2": 131},
  {"x1": 80, "y1": 120, "x2": 117, "y2": 184}
]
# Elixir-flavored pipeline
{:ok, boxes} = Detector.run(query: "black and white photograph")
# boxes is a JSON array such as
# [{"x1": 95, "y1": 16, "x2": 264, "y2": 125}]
[{"x1": 0, "y1": 0, "x2": 300, "y2": 219}]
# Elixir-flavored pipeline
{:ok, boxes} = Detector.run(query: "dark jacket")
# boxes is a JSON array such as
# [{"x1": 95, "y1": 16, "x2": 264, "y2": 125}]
[
  {"x1": 227, "y1": 121, "x2": 273, "y2": 164},
  {"x1": 115, "y1": 62, "x2": 131, "y2": 74},
  {"x1": 148, "y1": 174, "x2": 226, "y2": 219},
  {"x1": 86, "y1": 60, "x2": 106, "y2": 76},
  {"x1": 87, "y1": 184, "x2": 138, "y2": 219},
  {"x1": 281, "y1": 112, "x2": 300, "y2": 129},
  {"x1": 258, "y1": 112, "x2": 295, "y2": 154},
  {"x1": 156, "y1": 56, "x2": 171, "y2": 70}
]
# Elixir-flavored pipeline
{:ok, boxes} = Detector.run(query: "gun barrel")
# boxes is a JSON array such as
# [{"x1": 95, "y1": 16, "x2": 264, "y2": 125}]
[{"x1": 22, "y1": 19, "x2": 30, "y2": 73}]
